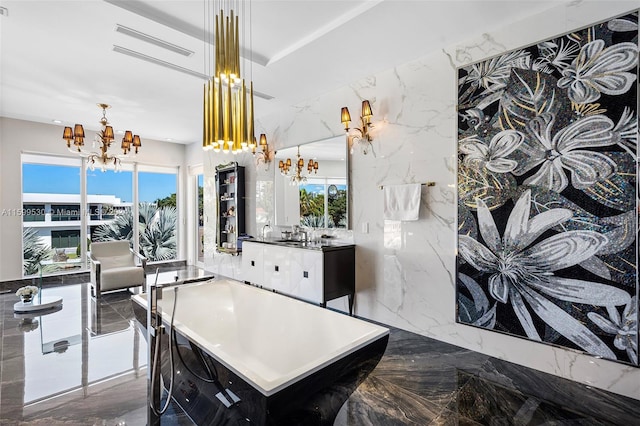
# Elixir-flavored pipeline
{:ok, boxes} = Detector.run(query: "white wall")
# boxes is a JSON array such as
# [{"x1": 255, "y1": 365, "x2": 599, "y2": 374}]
[
  {"x1": 0, "y1": 117, "x2": 188, "y2": 280},
  {"x1": 226, "y1": 1, "x2": 639, "y2": 400}
]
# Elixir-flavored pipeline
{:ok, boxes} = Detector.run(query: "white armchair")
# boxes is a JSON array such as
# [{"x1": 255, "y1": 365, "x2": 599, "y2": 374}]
[{"x1": 89, "y1": 240, "x2": 146, "y2": 299}]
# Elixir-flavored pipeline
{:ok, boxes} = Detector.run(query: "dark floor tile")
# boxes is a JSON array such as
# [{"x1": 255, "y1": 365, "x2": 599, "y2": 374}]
[
  {"x1": 474, "y1": 358, "x2": 640, "y2": 424},
  {"x1": 2, "y1": 277, "x2": 639, "y2": 426},
  {"x1": 334, "y1": 374, "x2": 444, "y2": 426},
  {"x1": 428, "y1": 408, "x2": 484, "y2": 426},
  {"x1": 444, "y1": 371, "x2": 607, "y2": 425}
]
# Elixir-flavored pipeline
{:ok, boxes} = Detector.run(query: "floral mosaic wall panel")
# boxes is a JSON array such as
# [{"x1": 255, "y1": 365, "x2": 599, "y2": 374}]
[{"x1": 456, "y1": 11, "x2": 639, "y2": 365}]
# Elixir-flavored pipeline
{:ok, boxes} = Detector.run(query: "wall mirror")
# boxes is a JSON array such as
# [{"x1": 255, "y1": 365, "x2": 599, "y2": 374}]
[{"x1": 274, "y1": 135, "x2": 349, "y2": 229}]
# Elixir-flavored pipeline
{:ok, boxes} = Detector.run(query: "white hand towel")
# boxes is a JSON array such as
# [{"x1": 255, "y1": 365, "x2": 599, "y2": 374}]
[{"x1": 383, "y1": 183, "x2": 421, "y2": 221}]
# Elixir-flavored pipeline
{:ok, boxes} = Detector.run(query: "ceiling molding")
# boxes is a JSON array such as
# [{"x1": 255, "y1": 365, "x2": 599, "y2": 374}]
[
  {"x1": 104, "y1": 0, "x2": 269, "y2": 66},
  {"x1": 266, "y1": 0, "x2": 384, "y2": 66}
]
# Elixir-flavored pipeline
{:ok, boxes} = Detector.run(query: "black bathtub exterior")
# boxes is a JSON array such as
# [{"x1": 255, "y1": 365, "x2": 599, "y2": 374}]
[{"x1": 133, "y1": 302, "x2": 389, "y2": 425}]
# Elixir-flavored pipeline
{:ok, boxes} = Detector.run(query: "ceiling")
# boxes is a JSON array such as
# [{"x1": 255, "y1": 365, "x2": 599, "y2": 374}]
[{"x1": 0, "y1": 0, "x2": 562, "y2": 145}]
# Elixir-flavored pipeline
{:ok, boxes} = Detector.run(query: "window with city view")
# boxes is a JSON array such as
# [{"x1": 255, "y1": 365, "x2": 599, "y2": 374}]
[
  {"x1": 21, "y1": 156, "x2": 83, "y2": 276},
  {"x1": 21, "y1": 154, "x2": 180, "y2": 276},
  {"x1": 87, "y1": 168, "x2": 133, "y2": 247}
]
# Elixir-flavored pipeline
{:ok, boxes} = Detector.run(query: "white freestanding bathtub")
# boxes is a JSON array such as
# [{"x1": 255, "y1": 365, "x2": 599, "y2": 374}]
[{"x1": 132, "y1": 278, "x2": 389, "y2": 425}]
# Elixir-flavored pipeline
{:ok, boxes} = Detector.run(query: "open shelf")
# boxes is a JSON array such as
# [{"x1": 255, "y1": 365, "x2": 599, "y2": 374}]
[{"x1": 215, "y1": 162, "x2": 245, "y2": 253}]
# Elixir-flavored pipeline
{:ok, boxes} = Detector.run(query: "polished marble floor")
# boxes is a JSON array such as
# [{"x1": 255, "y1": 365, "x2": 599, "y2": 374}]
[{"x1": 1, "y1": 280, "x2": 638, "y2": 425}]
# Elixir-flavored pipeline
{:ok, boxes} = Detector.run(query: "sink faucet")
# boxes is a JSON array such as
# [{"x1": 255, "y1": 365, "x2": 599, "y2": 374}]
[{"x1": 261, "y1": 222, "x2": 272, "y2": 239}]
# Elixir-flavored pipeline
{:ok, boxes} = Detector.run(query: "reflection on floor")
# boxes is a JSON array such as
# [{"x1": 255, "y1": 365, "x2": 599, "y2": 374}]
[{"x1": 1, "y1": 281, "x2": 638, "y2": 425}]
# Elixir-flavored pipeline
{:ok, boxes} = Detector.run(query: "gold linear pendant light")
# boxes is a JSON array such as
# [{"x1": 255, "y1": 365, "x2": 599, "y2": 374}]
[{"x1": 202, "y1": 0, "x2": 256, "y2": 154}]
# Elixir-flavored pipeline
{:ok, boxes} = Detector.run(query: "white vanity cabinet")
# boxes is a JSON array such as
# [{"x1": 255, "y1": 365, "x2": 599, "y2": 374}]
[
  {"x1": 261, "y1": 244, "x2": 291, "y2": 291},
  {"x1": 284, "y1": 249, "x2": 323, "y2": 303},
  {"x1": 241, "y1": 241, "x2": 355, "y2": 314},
  {"x1": 241, "y1": 241, "x2": 264, "y2": 286}
]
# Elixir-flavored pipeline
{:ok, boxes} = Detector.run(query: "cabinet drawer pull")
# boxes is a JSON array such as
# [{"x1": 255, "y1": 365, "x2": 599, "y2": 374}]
[
  {"x1": 251, "y1": 260, "x2": 255, "y2": 267},
  {"x1": 303, "y1": 271, "x2": 309, "y2": 278},
  {"x1": 275, "y1": 265, "x2": 279, "y2": 272}
]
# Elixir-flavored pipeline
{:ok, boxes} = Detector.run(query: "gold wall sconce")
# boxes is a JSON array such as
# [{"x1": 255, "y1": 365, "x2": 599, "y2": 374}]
[
  {"x1": 341, "y1": 100, "x2": 374, "y2": 156},
  {"x1": 253, "y1": 133, "x2": 274, "y2": 170}
]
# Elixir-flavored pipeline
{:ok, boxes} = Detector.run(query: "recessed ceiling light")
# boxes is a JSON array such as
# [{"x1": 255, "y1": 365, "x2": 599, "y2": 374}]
[
  {"x1": 52, "y1": 119, "x2": 62, "y2": 124},
  {"x1": 165, "y1": 138, "x2": 173, "y2": 142}
]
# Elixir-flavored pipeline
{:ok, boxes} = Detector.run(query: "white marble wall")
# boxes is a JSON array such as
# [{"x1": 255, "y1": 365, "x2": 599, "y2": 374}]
[{"x1": 203, "y1": 1, "x2": 640, "y2": 399}]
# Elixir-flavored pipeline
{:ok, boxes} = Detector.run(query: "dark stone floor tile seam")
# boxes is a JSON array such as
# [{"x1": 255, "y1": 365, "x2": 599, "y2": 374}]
[
  {"x1": 444, "y1": 372, "x2": 616, "y2": 426},
  {"x1": 368, "y1": 370, "x2": 455, "y2": 412},
  {"x1": 427, "y1": 407, "x2": 484, "y2": 426},
  {"x1": 455, "y1": 358, "x2": 638, "y2": 424},
  {"x1": 374, "y1": 352, "x2": 490, "y2": 373},
  {"x1": 350, "y1": 374, "x2": 453, "y2": 425},
  {"x1": 13, "y1": 372, "x2": 148, "y2": 423},
  {"x1": 370, "y1": 369, "x2": 476, "y2": 405},
  {"x1": 382, "y1": 340, "x2": 484, "y2": 357},
  {"x1": 103, "y1": 301, "x2": 138, "y2": 323},
  {"x1": 373, "y1": 370, "x2": 468, "y2": 418}
]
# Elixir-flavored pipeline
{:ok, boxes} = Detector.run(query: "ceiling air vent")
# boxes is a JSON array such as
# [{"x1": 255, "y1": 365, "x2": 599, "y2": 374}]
[
  {"x1": 111, "y1": 45, "x2": 274, "y2": 101},
  {"x1": 115, "y1": 24, "x2": 194, "y2": 57}
]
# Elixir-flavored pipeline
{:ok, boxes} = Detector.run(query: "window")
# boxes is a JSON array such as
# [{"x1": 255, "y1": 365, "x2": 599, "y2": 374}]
[
  {"x1": 51, "y1": 204, "x2": 81, "y2": 221},
  {"x1": 51, "y1": 230, "x2": 81, "y2": 249},
  {"x1": 138, "y1": 168, "x2": 178, "y2": 261},
  {"x1": 21, "y1": 155, "x2": 181, "y2": 276},
  {"x1": 197, "y1": 174, "x2": 204, "y2": 263},
  {"x1": 22, "y1": 204, "x2": 45, "y2": 222},
  {"x1": 22, "y1": 156, "x2": 82, "y2": 276},
  {"x1": 87, "y1": 168, "x2": 133, "y2": 244},
  {"x1": 299, "y1": 178, "x2": 347, "y2": 228}
]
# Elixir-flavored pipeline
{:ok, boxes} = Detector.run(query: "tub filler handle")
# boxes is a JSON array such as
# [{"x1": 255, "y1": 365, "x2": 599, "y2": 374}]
[
  {"x1": 147, "y1": 269, "x2": 179, "y2": 424},
  {"x1": 216, "y1": 388, "x2": 241, "y2": 408}
]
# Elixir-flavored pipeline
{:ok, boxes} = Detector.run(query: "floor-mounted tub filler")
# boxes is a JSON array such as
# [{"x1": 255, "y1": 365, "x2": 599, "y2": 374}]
[{"x1": 132, "y1": 277, "x2": 389, "y2": 425}]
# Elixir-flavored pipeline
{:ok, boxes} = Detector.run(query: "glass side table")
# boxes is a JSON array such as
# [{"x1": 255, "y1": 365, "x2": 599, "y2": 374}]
[{"x1": 12, "y1": 259, "x2": 79, "y2": 313}]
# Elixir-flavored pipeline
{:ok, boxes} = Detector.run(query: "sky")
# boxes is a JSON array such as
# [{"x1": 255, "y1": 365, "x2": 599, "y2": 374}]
[
  {"x1": 300, "y1": 183, "x2": 346, "y2": 195},
  {"x1": 22, "y1": 164, "x2": 177, "y2": 203}
]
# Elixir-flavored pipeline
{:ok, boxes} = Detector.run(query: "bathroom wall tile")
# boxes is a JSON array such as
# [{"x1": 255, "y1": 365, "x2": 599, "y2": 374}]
[{"x1": 203, "y1": 0, "x2": 640, "y2": 401}]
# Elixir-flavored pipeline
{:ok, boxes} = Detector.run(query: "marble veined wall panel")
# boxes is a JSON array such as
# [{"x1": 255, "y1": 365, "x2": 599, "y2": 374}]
[{"x1": 208, "y1": 1, "x2": 640, "y2": 400}]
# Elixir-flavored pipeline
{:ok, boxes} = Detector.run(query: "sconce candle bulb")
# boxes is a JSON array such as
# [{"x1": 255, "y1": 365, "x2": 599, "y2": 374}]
[
  {"x1": 341, "y1": 100, "x2": 375, "y2": 156},
  {"x1": 253, "y1": 133, "x2": 274, "y2": 170}
]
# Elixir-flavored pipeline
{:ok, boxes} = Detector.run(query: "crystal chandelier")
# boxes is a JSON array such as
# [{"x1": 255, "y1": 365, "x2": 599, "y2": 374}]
[
  {"x1": 62, "y1": 103, "x2": 141, "y2": 172},
  {"x1": 278, "y1": 146, "x2": 319, "y2": 185},
  {"x1": 202, "y1": 0, "x2": 256, "y2": 154}
]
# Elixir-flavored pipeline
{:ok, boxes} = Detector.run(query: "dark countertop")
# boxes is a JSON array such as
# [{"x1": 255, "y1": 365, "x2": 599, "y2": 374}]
[{"x1": 245, "y1": 237, "x2": 355, "y2": 252}]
